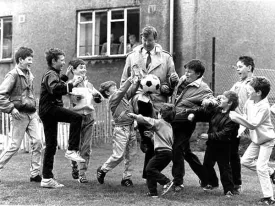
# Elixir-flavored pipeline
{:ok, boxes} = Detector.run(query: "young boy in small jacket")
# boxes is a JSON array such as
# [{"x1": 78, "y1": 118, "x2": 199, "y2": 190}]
[
  {"x1": 96, "y1": 72, "x2": 140, "y2": 187},
  {"x1": 188, "y1": 91, "x2": 240, "y2": 197},
  {"x1": 128, "y1": 103, "x2": 176, "y2": 197},
  {"x1": 66, "y1": 59, "x2": 102, "y2": 183},
  {"x1": 230, "y1": 76, "x2": 275, "y2": 205}
]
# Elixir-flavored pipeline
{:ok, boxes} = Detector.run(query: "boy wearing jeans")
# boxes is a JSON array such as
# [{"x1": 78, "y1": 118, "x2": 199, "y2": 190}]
[
  {"x1": 0, "y1": 47, "x2": 42, "y2": 182},
  {"x1": 97, "y1": 72, "x2": 139, "y2": 186},
  {"x1": 128, "y1": 103, "x2": 176, "y2": 197},
  {"x1": 67, "y1": 59, "x2": 102, "y2": 183},
  {"x1": 39, "y1": 48, "x2": 85, "y2": 188},
  {"x1": 230, "y1": 76, "x2": 275, "y2": 205}
]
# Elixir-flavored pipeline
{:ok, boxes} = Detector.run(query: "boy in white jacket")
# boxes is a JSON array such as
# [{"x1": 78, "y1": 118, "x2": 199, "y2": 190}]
[
  {"x1": 230, "y1": 76, "x2": 275, "y2": 205},
  {"x1": 67, "y1": 59, "x2": 102, "y2": 183}
]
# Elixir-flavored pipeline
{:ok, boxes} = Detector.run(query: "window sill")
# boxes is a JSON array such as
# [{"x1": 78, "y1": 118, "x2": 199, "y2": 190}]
[
  {"x1": 78, "y1": 55, "x2": 127, "y2": 60},
  {"x1": 0, "y1": 59, "x2": 13, "y2": 64}
]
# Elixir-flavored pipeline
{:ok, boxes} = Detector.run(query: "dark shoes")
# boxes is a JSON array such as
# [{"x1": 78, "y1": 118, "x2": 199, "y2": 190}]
[
  {"x1": 97, "y1": 166, "x2": 106, "y2": 184},
  {"x1": 121, "y1": 179, "x2": 134, "y2": 187},
  {"x1": 146, "y1": 192, "x2": 158, "y2": 198},
  {"x1": 72, "y1": 167, "x2": 79, "y2": 179},
  {"x1": 258, "y1": 197, "x2": 275, "y2": 205},
  {"x1": 202, "y1": 184, "x2": 218, "y2": 191},
  {"x1": 161, "y1": 181, "x2": 174, "y2": 196},
  {"x1": 30, "y1": 175, "x2": 42, "y2": 182}
]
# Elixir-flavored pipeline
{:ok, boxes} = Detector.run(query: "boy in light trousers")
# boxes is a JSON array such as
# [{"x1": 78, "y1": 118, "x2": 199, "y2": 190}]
[
  {"x1": 97, "y1": 72, "x2": 140, "y2": 187},
  {"x1": 230, "y1": 76, "x2": 275, "y2": 205}
]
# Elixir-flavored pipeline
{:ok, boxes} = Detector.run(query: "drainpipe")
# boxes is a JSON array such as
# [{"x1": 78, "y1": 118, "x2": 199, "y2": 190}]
[{"x1": 169, "y1": 0, "x2": 174, "y2": 54}]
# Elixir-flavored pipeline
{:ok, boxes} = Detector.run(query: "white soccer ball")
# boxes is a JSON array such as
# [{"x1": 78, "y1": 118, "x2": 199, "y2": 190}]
[{"x1": 140, "y1": 74, "x2": 160, "y2": 94}]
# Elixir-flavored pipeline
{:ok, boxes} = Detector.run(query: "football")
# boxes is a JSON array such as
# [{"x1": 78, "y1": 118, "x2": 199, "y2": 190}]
[{"x1": 140, "y1": 74, "x2": 160, "y2": 94}]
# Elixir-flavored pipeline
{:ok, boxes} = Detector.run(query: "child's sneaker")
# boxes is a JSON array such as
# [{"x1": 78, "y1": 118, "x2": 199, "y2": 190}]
[
  {"x1": 30, "y1": 175, "x2": 42, "y2": 182},
  {"x1": 258, "y1": 197, "x2": 275, "y2": 205},
  {"x1": 270, "y1": 170, "x2": 275, "y2": 184},
  {"x1": 146, "y1": 192, "x2": 158, "y2": 198},
  {"x1": 121, "y1": 179, "x2": 133, "y2": 187},
  {"x1": 78, "y1": 175, "x2": 88, "y2": 183},
  {"x1": 233, "y1": 185, "x2": 242, "y2": 194},
  {"x1": 41, "y1": 178, "x2": 64, "y2": 188},
  {"x1": 225, "y1": 191, "x2": 234, "y2": 198},
  {"x1": 72, "y1": 167, "x2": 79, "y2": 179},
  {"x1": 174, "y1": 184, "x2": 184, "y2": 192},
  {"x1": 97, "y1": 166, "x2": 106, "y2": 184},
  {"x1": 203, "y1": 184, "x2": 219, "y2": 191},
  {"x1": 161, "y1": 181, "x2": 174, "y2": 196},
  {"x1": 65, "y1": 150, "x2": 85, "y2": 162}
]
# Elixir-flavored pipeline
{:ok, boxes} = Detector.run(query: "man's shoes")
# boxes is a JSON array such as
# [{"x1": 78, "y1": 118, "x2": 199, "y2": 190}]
[
  {"x1": 225, "y1": 191, "x2": 234, "y2": 197},
  {"x1": 41, "y1": 178, "x2": 64, "y2": 188},
  {"x1": 203, "y1": 184, "x2": 219, "y2": 191},
  {"x1": 97, "y1": 166, "x2": 106, "y2": 184},
  {"x1": 121, "y1": 179, "x2": 134, "y2": 187},
  {"x1": 65, "y1": 150, "x2": 85, "y2": 162},
  {"x1": 72, "y1": 167, "x2": 79, "y2": 179},
  {"x1": 270, "y1": 170, "x2": 275, "y2": 184},
  {"x1": 30, "y1": 175, "x2": 42, "y2": 182},
  {"x1": 146, "y1": 192, "x2": 158, "y2": 198},
  {"x1": 78, "y1": 175, "x2": 88, "y2": 183},
  {"x1": 161, "y1": 181, "x2": 174, "y2": 196},
  {"x1": 233, "y1": 184, "x2": 242, "y2": 194},
  {"x1": 174, "y1": 184, "x2": 184, "y2": 192},
  {"x1": 258, "y1": 197, "x2": 275, "y2": 205}
]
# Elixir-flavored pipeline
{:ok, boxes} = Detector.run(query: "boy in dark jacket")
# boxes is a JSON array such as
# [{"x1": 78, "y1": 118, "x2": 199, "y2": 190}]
[
  {"x1": 188, "y1": 91, "x2": 239, "y2": 197},
  {"x1": 96, "y1": 72, "x2": 140, "y2": 187},
  {"x1": 128, "y1": 103, "x2": 176, "y2": 197},
  {"x1": 39, "y1": 48, "x2": 85, "y2": 188}
]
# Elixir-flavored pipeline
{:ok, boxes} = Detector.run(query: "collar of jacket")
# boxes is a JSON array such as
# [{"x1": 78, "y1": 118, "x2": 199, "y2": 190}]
[
  {"x1": 15, "y1": 65, "x2": 34, "y2": 81},
  {"x1": 178, "y1": 75, "x2": 203, "y2": 88},
  {"x1": 48, "y1": 66, "x2": 61, "y2": 74},
  {"x1": 133, "y1": 43, "x2": 163, "y2": 54}
]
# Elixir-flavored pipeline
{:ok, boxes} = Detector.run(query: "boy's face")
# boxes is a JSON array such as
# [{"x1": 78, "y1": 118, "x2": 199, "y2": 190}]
[
  {"x1": 52, "y1": 55, "x2": 65, "y2": 71},
  {"x1": 247, "y1": 85, "x2": 260, "y2": 101},
  {"x1": 236, "y1": 61, "x2": 251, "y2": 81},
  {"x1": 185, "y1": 68, "x2": 200, "y2": 83},
  {"x1": 19, "y1": 56, "x2": 33, "y2": 70},
  {"x1": 107, "y1": 85, "x2": 117, "y2": 96},
  {"x1": 74, "y1": 64, "x2": 86, "y2": 77},
  {"x1": 218, "y1": 94, "x2": 231, "y2": 110}
]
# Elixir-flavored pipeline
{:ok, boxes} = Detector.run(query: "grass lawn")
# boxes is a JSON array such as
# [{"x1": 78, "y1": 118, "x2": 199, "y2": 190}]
[{"x1": 0, "y1": 143, "x2": 271, "y2": 206}]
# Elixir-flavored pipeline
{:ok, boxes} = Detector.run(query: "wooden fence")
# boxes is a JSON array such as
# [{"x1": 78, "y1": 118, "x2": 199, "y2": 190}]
[{"x1": 0, "y1": 100, "x2": 113, "y2": 152}]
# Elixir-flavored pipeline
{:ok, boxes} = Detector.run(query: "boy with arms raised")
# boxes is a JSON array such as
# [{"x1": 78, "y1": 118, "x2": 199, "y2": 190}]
[
  {"x1": 96, "y1": 71, "x2": 140, "y2": 186},
  {"x1": 128, "y1": 103, "x2": 176, "y2": 197},
  {"x1": 67, "y1": 59, "x2": 102, "y2": 183},
  {"x1": 230, "y1": 76, "x2": 275, "y2": 205}
]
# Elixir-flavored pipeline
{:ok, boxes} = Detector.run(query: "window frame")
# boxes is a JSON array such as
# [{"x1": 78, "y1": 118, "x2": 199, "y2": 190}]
[
  {"x1": 0, "y1": 16, "x2": 13, "y2": 62},
  {"x1": 77, "y1": 7, "x2": 139, "y2": 59}
]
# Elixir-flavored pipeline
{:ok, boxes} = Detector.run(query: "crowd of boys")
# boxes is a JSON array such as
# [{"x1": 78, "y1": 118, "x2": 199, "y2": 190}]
[{"x1": 1, "y1": 25, "x2": 275, "y2": 205}]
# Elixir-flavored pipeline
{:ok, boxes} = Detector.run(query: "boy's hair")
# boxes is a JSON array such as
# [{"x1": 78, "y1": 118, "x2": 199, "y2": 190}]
[
  {"x1": 45, "y1": 48, "x2": 65, "y2": 67},
  {"x1": 250, "y1": 76, "x2": 271, "y2": 99},
  {"x1": 239, "y1": 56, "x2": 255, "y2": 72},
  {"x1": 140, "y1": 26, "x2": 158, "y2": 40},
  {"x1": 184, "y1": 59, "x2": 205, "y2": 78},
  {"x1": 160, "y1": 103, "x2": 176, "y2": 123},
  {"x1": 15, "y1": 47, "x2": 33, "y2": 64},
  {"x1": 69, "y1": 59, "x2": 86, "y2": 73},
  {"x1": 99, "y1": 81, "x2": 116, "y2": 98},
  {"x1": 223, "y1": 91, "x2": 239, "y2": 111}
]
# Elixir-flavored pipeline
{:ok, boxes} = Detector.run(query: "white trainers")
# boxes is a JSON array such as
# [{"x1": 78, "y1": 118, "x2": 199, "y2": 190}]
[
  {"x1": 161, "y1": 181, "x2": 174, "y2": 196},
  {"x1": 65, "y1": 150, "x2": 86, "y2": 162},
  {"x1": 41, "y1": 178, "x2": 64, "y2": 188}
]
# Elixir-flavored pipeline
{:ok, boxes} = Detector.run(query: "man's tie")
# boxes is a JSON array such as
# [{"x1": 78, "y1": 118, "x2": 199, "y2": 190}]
[{"x1": 146, "y1": 51, "x2": 151, "y2": 69}]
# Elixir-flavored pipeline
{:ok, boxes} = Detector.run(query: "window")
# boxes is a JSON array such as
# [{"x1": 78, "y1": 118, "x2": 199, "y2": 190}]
[
  {"x1": 77, "y1": 8, "x2": 140, "y2": 57},
  {"x1": 0, "y1": 17, "x2": 12, "y2": 60}
]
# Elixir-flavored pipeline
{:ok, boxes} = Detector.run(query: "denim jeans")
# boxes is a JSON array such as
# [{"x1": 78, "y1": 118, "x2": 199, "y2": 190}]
[
  {"x1": 40, "y1": 106, "x2": 82, "y2": 179},
  {"x1": 241, "y1": 139, "x2": 275, "y2": 199},
  {"x1": 71, "y1": 113, "x2": 94, "y2": 176},
  {"x1": 101, "y1": 124, "x2": 137, "y2": 180},
  {"x1": 0, "y1": 112, "x2": 42, "y2": 177}
]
